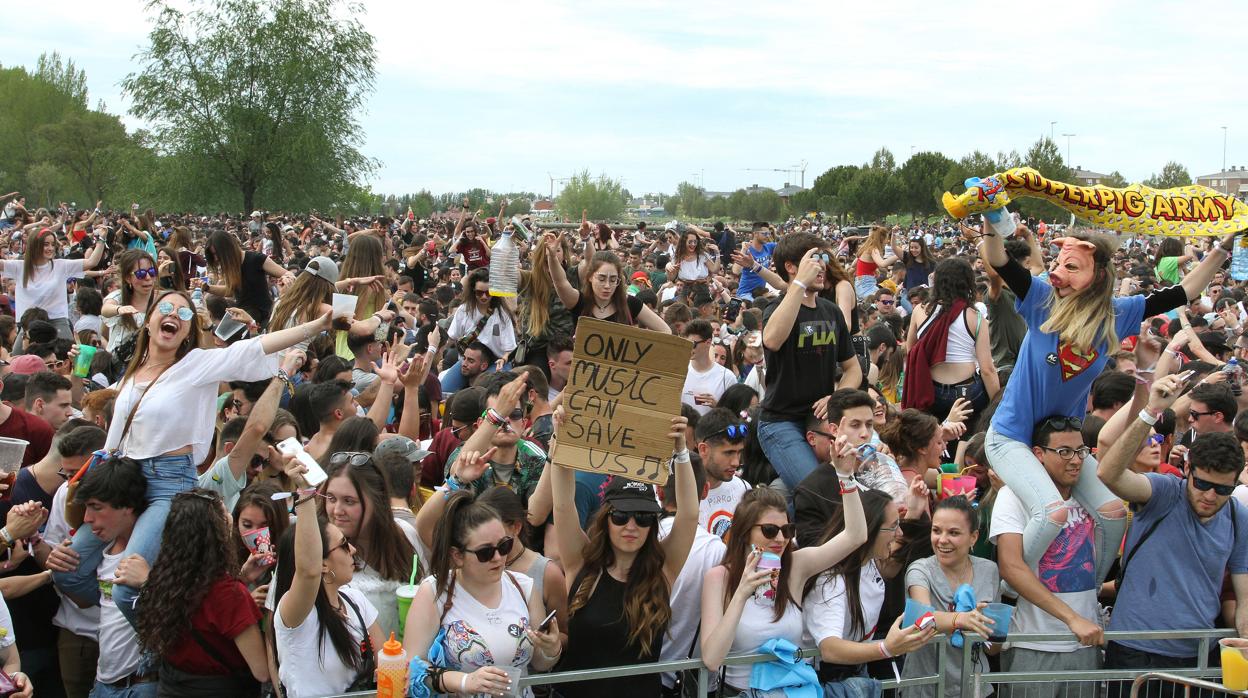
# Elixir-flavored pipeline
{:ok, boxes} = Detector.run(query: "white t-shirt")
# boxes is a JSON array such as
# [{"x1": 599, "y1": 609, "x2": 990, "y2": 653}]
[
  {"x1": 0, "y1": 593, "x2": 13, "y2": 651},
  {"x1": 102, "y1": 289, "x2": 143, "y2": 352},
  {"x1": 198, "y1": 454, "x2": 248, "y2": 513},
  {"x1": 682, "y1": 362, "x2": 737, "y2": 416},
  {"x1": 46, "y1": 482, "x2": 99, "y2": 639},
  {"x1": 990, "y1": 487, "x2": 1099, "y2": 652},
  {"x1": 447, "y1": 305, "x2": 516, "y2": 361},
  {"x1": 803, "y1": 560, "x2": 886, "y2": 647},
  {"x1": 677, "y1": 254, "x2": 711, "y2": 282},
  {"x1": 346, "y1": 522, "x2": 428, "y2": 639},
  {"x1": 428, "y1": 572, "x2": 536, "y2": 697},
  {"x1": 105, "y1": 337, "x2": 278, "y2": 465},
  {"x1": 699, "y1": 476, "x2": 749, "y2": 538},
  {"x1": 96, "y1": 550, "x2": 142, "y2": 684},
  {"x1": 276, "y1": 587, "x2": 378, "y2": 698},
  {"x1": 0, "y1": 258, "x2": 85, "y2": 319},
  {"x1": 657, "y1": 516, "x2": 726, "y2": 688}
]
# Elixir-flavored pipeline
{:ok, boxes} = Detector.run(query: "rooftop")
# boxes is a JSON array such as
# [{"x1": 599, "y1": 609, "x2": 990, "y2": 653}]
[{"x1": 1197, "y1": 167, "x2": 1248, "y2": 179}]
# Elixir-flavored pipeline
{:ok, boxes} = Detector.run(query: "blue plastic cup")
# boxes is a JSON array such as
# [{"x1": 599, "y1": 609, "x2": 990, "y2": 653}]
[
  {"x1": 982, "y1": 602, "x2": 1014, "y2": 641},
  {"x1": 902, "y1": 598, "x2": 936, "y2": 628}
]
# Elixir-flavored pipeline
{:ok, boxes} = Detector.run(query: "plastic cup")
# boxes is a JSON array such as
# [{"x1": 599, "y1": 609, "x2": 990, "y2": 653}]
[
  {"x1": 1221, "y1": 638, "x2": 1248, "y2": 690},
  {"x1": 0, "y1": 438, "x2": 27, "y2": 502},
  {"x1": 395, "y1": 584, "x2": 417, "y2": 640},
  {"x1": 332, "y1": 293, "x2": 357, "y2": 317},
  {"x1": 497, "y1": 664, "x2": 523, "y2": 698},
  {"x1": 902, "y1": 597, "x2": 936, "y2": 629},
  {"x1": 982, "y1": 602, "x2": 1014, "y2": 642},
  {"x1": 241, "y1": 527, "x2": 272, "y2": 555},
  {"x1": 73, "y1": 344, "x2": 96, "y2": 378},
  {"x1": 939, "y1": 474, "x2": 978, "y2": 500}
]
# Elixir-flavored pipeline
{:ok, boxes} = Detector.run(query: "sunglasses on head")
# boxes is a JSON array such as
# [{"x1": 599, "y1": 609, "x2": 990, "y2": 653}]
[
  {"x1": 1040, "y1": 415, "x2": 1082, "y2": 431},
  {"x1": 712, "y1": 424, "x2": 749, "y2": 440},
  {"x1": 609, "y1": 510, "x2": 659, "y2": 527},
  {"x1": 133, "y1": 267, "x2": 158, "y2": 279},
  {"x1": 462, "y1": 535, "x2": 515, "y2": 563},
  {"x1": 329, "y1": 451, "x2": 373, "y2": 467},
  {"x1": 156, "y1": 301, "x2": 194, "y2": 322},
  {"x1": 1189, "y1": 473, "x2": 1236, "y2": 497},
  {"x1": 754, "y1": 522, "x2": 796, "y2": 540}
]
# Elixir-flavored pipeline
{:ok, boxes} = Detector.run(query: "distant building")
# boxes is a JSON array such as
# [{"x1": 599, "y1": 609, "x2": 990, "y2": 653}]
[
  {"x1": 1195, "y1": 167, "x2": 1248, "y2": 201},
  {"x1": 775, "y1": 182, "x2": 807, "y2": 202},
  {"x1": 1071, "y1": 167, "x2": 1108, "y2": 186}
]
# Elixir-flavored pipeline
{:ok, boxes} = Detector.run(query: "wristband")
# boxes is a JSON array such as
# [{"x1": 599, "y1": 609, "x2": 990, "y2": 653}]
[
  {"x1": 672, "y1": 449, "x2": 691, "y2": 462},
  {"x1": 0, "y1": 527, "x2": 12, "y2": 547},
  {"x1": 751, "y1": 263, "x2": 762, "y2": 273},
  {"x1": 791, "y1": 279, "x2": 808, "y2": 292},
  {"x1": 483, "y1": 408, "x2": 507, "y2": 429},
  {"x1": 877, "y1": 640, "x2": 892, "y2": 659},
  {"x1": 839, "y1": 477, "x2": 859, "y2": 495},
  {"x1": 1138, "y1": 408, "x2": 1161, "y2": 426},
  {"x1": 445, "y1": 475, "x2": 464, "y2": 492},
  {"x1": 460, "y1": 673, "x2": 469, "y2": 693}
]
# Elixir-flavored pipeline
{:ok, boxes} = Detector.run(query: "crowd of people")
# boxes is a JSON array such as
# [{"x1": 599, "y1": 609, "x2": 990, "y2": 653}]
[{"x1": 0, "y1": 189, "x2": 1241, "y2": 698}]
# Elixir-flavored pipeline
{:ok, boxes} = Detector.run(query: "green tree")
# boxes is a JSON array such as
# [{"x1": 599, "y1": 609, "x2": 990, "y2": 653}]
[
  {"x1": 841, "y1": 167, "x2": 902, "y2": 222},
  {"x1": 37, "y1": 110, "x2": 136, "y2": 201},
  {"x1": 556, "y1": 170, "x2": 625, "y2": 220},
  {"x1": 33, "y1": 52, "x2": 88, "y2": 110},
  {"x1": 870, "y1": 147, "x2": 896, "y2": 172},
  {"x1": 1101, "y1": 170, "x2": 1130, "y2": 188},
  {"x1": 1144, "y1": 161, "x2": 1192, "y2": 189},
  {"x1": 1015, "y1": 137, "x2": 1074, "y2": 221},
  {"x1": 123, "y1": 0, "x2": 378, "y2": 213},
  {"x1": 898, "y1": 151, "x2": 955, "y2": 217},
  {"x1": 26, "y1": 161, "x2": 62, "y2": 208},
  {"x1": 806, "y1": 164, "x2": 860, "y2": 224}
]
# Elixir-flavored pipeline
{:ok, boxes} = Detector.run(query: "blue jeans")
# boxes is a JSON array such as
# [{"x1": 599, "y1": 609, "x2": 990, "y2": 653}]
[
  {"x1": 52, "y1": 454, "x2": 196, "y2": 627},
  {"x1": 984, "y1": 427, "x2": 1124, "y2": 584},
  {"x1": 757, "y1": 419, "x2": 820, "y2": 494},
  {"x1": 89, "y1": 680, "x2": 158, "y2": 698}
]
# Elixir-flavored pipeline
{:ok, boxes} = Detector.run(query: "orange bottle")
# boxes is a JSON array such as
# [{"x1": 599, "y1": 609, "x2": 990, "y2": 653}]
[{"x1": 376, "y1": 632, "x2": 408, "y2": 698}]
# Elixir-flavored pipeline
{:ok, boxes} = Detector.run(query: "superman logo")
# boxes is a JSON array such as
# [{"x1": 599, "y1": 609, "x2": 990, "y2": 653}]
[{"x1": 1058, "y1": 343, "x2": 1098, "y2": 381}]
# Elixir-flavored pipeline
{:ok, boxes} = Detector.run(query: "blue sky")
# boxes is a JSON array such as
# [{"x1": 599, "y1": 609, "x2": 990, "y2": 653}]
[{"x1": 6, "y1": 0, "x2": 1248, "y2": 199}]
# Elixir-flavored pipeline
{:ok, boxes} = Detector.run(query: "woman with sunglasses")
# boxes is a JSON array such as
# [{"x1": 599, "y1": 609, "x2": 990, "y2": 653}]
[
  {"x1": 672, "y1": 227, "x2": 720, "y2": 289},
  {"x1": 4, "y1": 225, "x2": 106, "y2": 341},
  {"x1": 404, "y1": 482, "x2": 562, "y2": 697},
  {"x1": 544, "y1": 236, "x2": 670, "y2": 333},
  {"x1": 701, "y1": 455, "x2": 866, "y2": 695},
  {"x1": 121, "y1": 488, "x2": 270, "y2": 696},
  {"x1": 550, "y1": 411, "x2": 697, "y2": 697},
  {"x1": 320, "y1": 450, "x2": 421, "y2": 638},
  {"x1": 273, "y1": 453, "x2": 385, "y2": 698},
  {"x1": 442, "y1": 268, "x2": 517, "y2": 393},
  {"x1": 899, "y1": 496, "x2": 1000, "y2": 698},
  {"x1": 102, "y1": 249, "x2": 158, "y2": 354},
  {"x1": 970, "y1": 222, "x2": 1231, "y2": 586},
  {"x1": 803, "y1": 489, "x2": 935, "y2": 688},
  {"x1": 50, "y1": 288, "x2": 338, "y2": 627}
]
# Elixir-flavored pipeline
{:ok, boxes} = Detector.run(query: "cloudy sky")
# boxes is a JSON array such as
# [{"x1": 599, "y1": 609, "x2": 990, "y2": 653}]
[{"x1": 6, "y1": 0, "x2": 1248, "y2": 198}]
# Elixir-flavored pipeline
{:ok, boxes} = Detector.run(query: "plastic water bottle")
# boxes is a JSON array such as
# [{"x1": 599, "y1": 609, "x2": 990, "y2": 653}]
[
  {"x1": 191, "y1": 288, "x2": 203, "y2": 309},
  {"x1": 511, "y1": 215, "x2": 532, "y2": 243},
  {"x1": 1226, "y1": 358, "x2": 1242, "y2": 397},
  {"x1": 1231, "y1": 234, "x2": 1248, "y2": 281},
  {"x1": 982, "y1": 207, "x2": 1017, "y2": 238},
  {"x1": 489, "y1": 231, "x2": 520, "y2": 298},
  {"x1": 376, "y1": 632, "x2": 408, "y2": 698}
]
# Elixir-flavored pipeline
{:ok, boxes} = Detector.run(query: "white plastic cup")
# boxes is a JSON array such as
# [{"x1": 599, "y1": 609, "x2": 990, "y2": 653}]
[{"x1": 331, "y1": 293, "x2": 357, "y2": 318}]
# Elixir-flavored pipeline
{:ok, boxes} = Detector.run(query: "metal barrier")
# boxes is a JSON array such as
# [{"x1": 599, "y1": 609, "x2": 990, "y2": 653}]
[
  {"x1": 960, "y1": 629, "x2": 1236, "y2": 698},
  {"x1": 1130, "y1": 672, "x2": 1248, "y2": 698},
  {"x1": 328, "y1": 628, "x2": 1242, "y2": 697}
]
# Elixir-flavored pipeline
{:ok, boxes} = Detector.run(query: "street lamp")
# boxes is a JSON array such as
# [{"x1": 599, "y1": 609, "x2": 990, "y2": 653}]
[
  {"x1": 1061, "y1": 133, "x2": 1076, "y2": 167},
  {"x1": 1223, "y1": 126, "x2": 1229, "y2": 174},
  {"x1": 1050, "y1": 121, "x2": 1057, "y2": 140}
]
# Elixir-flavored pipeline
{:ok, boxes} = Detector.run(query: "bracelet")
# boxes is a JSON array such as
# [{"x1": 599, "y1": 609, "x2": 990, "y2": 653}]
[
  {"x1": 1138, "y1": 408, "x2": 1161, "y2": 426},
  {"x1": 952, "y1": 612, "x2": 962, "y2": 630},
  {"x1": 483, "y1": 408, "x2": 507, "y2": 429},
  {"x1": 751, "y1": 263, "x2": 762, "y2": 273},
  {"x1": 460, "y1": 673, "x2": 469, "y2": 693},
  {"x1": 445, "y1": 475, "x2": 464, "y2": 492},
  {"x1": 839, "y1": 479, "x2": 859, "y2": 495},
  {"x1": 276, "y1": 369, "x2": 294, "y2": 394},
  {"x1": 0, "y1": 528, "x2": 12, "y2": 547},
  {"x1": 672, "y1": 449, "x2": 691, "y2": 462},
  {"x1": 877, "y1": 640, "x2": 892, "y2": 658},
  {"x1": 539, "y1": 646, "x2": 562, "y2": 662},
  {"x1": 791, "y1": 279, "x2": 808, "y2": 292}
]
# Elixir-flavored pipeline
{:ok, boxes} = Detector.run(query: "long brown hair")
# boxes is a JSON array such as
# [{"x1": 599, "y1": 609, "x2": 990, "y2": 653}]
[
  {"x1": 430, "y1": 490, "x2": 502, "y2": 621},
  {"x1": 676, "y1": 229, "x2": 707, "y2": 262},
  {"x1": 861, "y1": 226, "x2": 890, "y2": 257},
  {"x1": 319, "y1": 453, "x2": 416, "y2": 582},
  {"x1": 568, "y1": 504, "x2": 669, "y2": 656},
  {"x1": 523, "y1": 234, "x2": 573, "y2": 339},
  {"x1": 115, "y1": 249, "x2": 156, "y2": 332},
  {"x1": 578, "y1": 252, "x2": 633, "y2": 325},
  {"x1": 340, "y1": 235, "x2": 385, "y2": 316},
  {"x1": 1040, "y1": 232, "x2": 1119, "y2": 352},
  {"x1": 803, "y1": 489, "x2": 893, "y2": 641},
  {"x1": 721, "y1": 487, "x2": 796, "y2": 622},
  {"x1": 22, "y1": 228, "x2": 56, "y2": 286},
  {"x1": 204, "y1": 231, "x2": 243, "y2": 295},
  {"x1": 122, "y1": 289, "x2": 204, "y2": 381},
  {"x1": 270, "y1": 267, "x2": 334, "y2": 331}
]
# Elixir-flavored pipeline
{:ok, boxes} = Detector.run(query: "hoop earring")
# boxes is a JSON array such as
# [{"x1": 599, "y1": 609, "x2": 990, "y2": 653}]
[{"x1": 324, "y1": 568, "x2": 337, "y2": 584}]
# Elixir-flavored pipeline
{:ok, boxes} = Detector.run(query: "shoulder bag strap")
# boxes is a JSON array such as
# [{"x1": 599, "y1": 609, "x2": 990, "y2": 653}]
[
  {"x1": 339, "y1": 591, "x2": 373, "y2": 654},
  {"x1": 1117, "y1": 506, "x2": 1172, "y2": 589},
  {"x1": 188, "y1": 627, "x2": 246, "y2": 676},
  {"x1": 456, "y1": 308, "x2": 494, "y2": 352}
]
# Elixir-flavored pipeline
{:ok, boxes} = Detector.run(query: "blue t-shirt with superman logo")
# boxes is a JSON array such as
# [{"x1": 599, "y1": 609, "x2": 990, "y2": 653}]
[
  {"x1": 736, "y1": 242, "x2": 776, "y2": 298},
  {"x1": 990, "y1": 273, "x2": 1144, "y2": 445}
]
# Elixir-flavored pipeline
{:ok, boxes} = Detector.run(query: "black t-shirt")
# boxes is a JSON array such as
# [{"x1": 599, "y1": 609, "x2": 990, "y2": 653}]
[
  {"x1": 570, "y1": 293, "x2": 644, "y2": 327},
  {"x1": 760, "y1": 296, "x2": 854, "y2": 422},
  {"x1": 236, "y1": 250, "x2": 273, "y2": 328}
]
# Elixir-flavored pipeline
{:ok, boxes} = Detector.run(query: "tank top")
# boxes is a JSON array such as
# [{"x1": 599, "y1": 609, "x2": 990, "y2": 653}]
[
  {"x1": 523, "y1": 555, "x2": 550, "y2": 609},
  {"x1": 559, "y1": 570, "x2": 664, "y2": 697},
  {"x1": 855, "y1": 257, "x2": 878, "y2": 277},
  {"x1": 917, "y1": 306, "x2": 979, "y2": 365},
  {"x1": 723, "y1": 594, "x2": 804, "y2": 689},
  {"x1": 430, "y1": 572, "x2": 536, "y2": 697}
]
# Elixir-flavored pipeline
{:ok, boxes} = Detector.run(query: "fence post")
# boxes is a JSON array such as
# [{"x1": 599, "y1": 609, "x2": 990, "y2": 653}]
[
  {"x1": 959, "y1": 635, "x2": 977, "y2": 697},
  {"x1": 936, "y1": 637, "x2": 946, "y2": 697},
  {"x1": 697, "y1": 666, "x2": 709, "y2": 696}
]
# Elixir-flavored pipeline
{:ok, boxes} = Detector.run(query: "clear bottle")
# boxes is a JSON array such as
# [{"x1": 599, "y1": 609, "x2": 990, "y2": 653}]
[
  {"x1": 982, "y1": 206, "x2": 1017, "y2": 238},
  {"x1": 191, "y1": 287, "x2": 203, "y2": 309},
  {"x1": 376, "y1": 632, "x2": 408, "y2": 698},
  {"x1": 489, "y1": 231, "x2": 520, "y2": 298},
  {"x1": 1232, "y1": 234, "x2": 1248, "y2": 281}
]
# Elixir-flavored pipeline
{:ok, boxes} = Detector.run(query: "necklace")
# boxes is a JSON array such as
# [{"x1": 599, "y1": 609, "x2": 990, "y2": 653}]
[
  {"x1": 506, "y1": 542, "x2": 525, "y2": 567},
  {"x1": 941, "y1": 559, "x2": 974, "y2": 589}
]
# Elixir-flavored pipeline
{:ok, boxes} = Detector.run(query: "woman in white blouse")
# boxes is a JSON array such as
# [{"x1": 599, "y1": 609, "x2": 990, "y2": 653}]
[
  {"x1": 2, "y1": 226, "x2": 106, "y2": 341},
  {"x1": 442, "y1": 268, "x2": 516, "y2": 392},
  {"x1": 50, "y1": 287, "x2": 334, "y2": 626}
]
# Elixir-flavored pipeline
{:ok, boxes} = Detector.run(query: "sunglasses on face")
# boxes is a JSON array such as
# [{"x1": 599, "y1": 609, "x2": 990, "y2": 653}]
[
  {"x1": 132, "y1": 267, "x2": 158, "y2": 279},
  {"x1": 329, "y1": 451, "x2": 373, "y2": 467},
  {"x1": 754, "y1": 522, "x2": 796, "y2": 540},
  {"x1": 329, "y1": 536, "x2": 352, "y2": 557},
  {"x1": 156, "y1": 301, "x2": 194, "y2": 322},
  {"x1": 1189, "y1": 473, "x2": 1237, "y2": 497},
  {"x1": 474, "y1": 288, "x2": 490, "y2": 297},
  {"x1": 878, "y1": 298, "x2": 895, "y2": 305},
  {"x1": 1189, "y1": 409, "x2": 1216, "y2": 420},
  {"x1": 462, "y1": 535, "x2": 515, "y2": 563},
  {"x1": 1146, "y1": 433, "x2": 1165, "y2": 447},
  {"x1": 609, "y1": 510, "x2": 659, "y2": 527}
]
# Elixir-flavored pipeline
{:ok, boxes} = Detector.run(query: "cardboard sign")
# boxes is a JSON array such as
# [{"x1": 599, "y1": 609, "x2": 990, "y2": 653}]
[
  {"x1": 942, "y1": 166, "x2": 1248, "y2": 237},
  {"x1": 552, "y1": 317, "x2": 691, "y2": 485}
]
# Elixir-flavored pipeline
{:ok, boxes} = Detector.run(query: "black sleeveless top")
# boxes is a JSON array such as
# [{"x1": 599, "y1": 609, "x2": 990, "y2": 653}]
[{"x1": 557, "y1": 570, "x2": 664, "y2": 697}]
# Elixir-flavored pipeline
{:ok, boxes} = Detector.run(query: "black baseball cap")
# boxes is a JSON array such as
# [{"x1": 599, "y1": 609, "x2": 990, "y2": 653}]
[{"x1": 603, "y1": 477, "x2": 662, "y2": 513}]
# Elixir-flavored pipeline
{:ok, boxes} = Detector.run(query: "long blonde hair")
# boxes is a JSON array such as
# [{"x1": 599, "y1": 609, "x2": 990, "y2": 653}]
[
  {"x1": 861, "y1": 226, "x2": 890, "y2": 257},
  {"x1": 524, "y1": 235, "x2": 573, "y2": 338},
  {"x1": 270, "y1": 267, "x2": 333, "y2": 330},
  {"x1": 1039, "y1": 233, "x2": 1118, "y2": 352},
  {"x1": 340, "y1": 236, "x2": 385, "y2": 317}
]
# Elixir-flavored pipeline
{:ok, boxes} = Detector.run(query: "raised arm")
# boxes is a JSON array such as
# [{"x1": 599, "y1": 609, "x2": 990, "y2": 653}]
[
  {"x1": 274, "y1": 456, "x2": 319, "y2": 629},
  {"x1": 259, "y1": 312, "x2": 331, "y2": 355},
  {"x1": 790, "y1": 436, "x2": 867, "y2": 585},
  {"x1": 1098, "y1": 375, "x2": 1179, "y2": 505},
  {"x1": 659, "y1": 416, "x2": 697, "y2": 583},
  {"x1": 228, "y1": 375, "x2": 287, "y2": 483},
  {"x1": 763, "y1": 248, "x2": 821, "y2": 351},
  {"x1": 542, "y1": 234, "x2": 580, "y2": 310},
  {"x1": 1179, "y1": 234, "x2": 1234, "y2": 300}
]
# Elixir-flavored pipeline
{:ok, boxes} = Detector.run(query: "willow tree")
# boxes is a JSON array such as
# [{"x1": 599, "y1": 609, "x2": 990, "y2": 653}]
[{"x1": 123, "y1": 0, "x2": 377, "y2": 213}]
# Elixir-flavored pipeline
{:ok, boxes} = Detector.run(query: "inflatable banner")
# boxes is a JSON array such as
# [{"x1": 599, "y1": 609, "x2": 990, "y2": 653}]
[{"x1": 942, "y1": 167, "x2": 1248, "y2": 236}]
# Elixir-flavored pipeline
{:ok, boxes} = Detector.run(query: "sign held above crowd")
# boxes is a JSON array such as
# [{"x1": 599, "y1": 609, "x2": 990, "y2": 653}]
[{"x1": 552, "y1": 318, "x2": 691, "y2": 485}]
